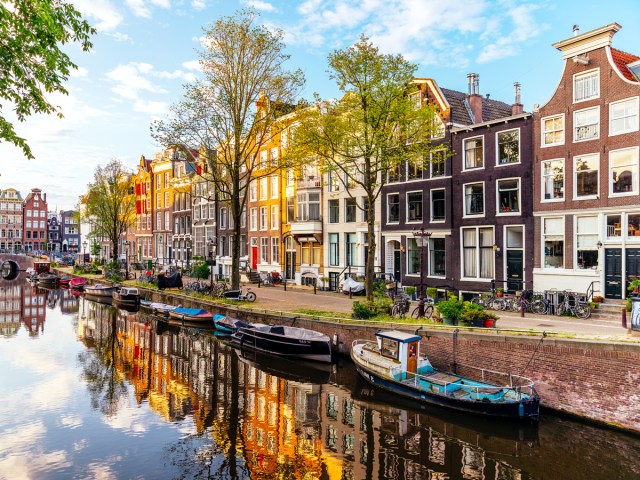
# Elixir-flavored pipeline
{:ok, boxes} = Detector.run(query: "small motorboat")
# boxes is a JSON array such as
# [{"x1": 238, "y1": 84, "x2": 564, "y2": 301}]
[
  {"x1": 112, "y1": 287, "x2": 141, "y2": 306},
  {"x1": 351, "y1": 330, "x2": 540, "y2": 420},
  {"x1": 69, "y1": 277, "x2": 86, "y2": 289},
  {"x1": 140, "y1": 301, "x2": 180, "y2": 316},
  {"x1": 168, "y1": 307, "x2": 214, "y2": 323},
  {"x1": 85, "y1": 284, "x2": 118, "y2": 298},
  {"x1": 213, "y1": 314, "x2": 249, "y2": 335},
  {"x1": 37, "y1": 273, "x2": 60, "y2": 286}
]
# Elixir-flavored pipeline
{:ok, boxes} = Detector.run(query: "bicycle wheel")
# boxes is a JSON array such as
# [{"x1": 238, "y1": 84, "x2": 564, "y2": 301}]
[
  {"x1": 574, "y1": 303, "x2": 591, "y2": 319},
  {"x1": 470, "y1": 296, "x2": 482, "y2": 305},
  {"x1": 424, "y1": 304, "x2": 434, "y2": 319},
  {"x1": 531, "y1": 300, "x2": 547, "y2": 315},
  {"x1": 490, "y1": 298, "x2": 506, "y2": 311},
  {"x1": 555, "y1": 303, "x2": 566, "y2": 316},
  {"x1": 391, "y1": 304, "x2": 403, "y2": 318},
  {"x1": 245, "y1": 291, "x2": 256, "y2": 302}
]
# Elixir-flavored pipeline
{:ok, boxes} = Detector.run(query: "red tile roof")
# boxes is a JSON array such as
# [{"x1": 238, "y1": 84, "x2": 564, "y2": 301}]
[{"x1": 611, "y1": 48, "x2": 640, "y2": 81}]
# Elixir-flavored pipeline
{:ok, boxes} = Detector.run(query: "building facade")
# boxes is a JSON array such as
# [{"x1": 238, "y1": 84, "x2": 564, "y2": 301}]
[
  {"x1": 22, "y1": 188, "x2": 48, "y2": 252},
  {"x1": 0, "y1": 188, "x2": 23, "y2": 252},
  {"x1": 60, "y1": 210, "x2": 80, "y2": 254},
  {"x1": 47, "y1": 212, "x2": 61, "y2": 253}
]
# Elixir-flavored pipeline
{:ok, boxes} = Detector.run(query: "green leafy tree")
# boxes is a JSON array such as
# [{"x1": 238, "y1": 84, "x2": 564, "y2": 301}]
[
  {"x1": 151, "y1": 9, "x2": 304, "y2": 289},
  {"x1": 290, "y1": 36, "x2": 444, "y2": 301},
  {"x1": 83, "y1": 159, "x2": 136, "y2": 263},
  {"x1": 0, "y1": 0, "x2": 95, "y2": 158}
]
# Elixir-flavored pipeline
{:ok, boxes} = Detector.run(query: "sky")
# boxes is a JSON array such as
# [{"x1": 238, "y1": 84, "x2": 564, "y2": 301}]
[{"x1": 1, "y1": 0, "x2": 639, "y2": 211}]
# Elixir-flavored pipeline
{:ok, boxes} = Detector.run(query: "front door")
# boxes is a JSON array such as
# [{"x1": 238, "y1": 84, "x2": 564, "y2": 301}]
[
  {"x1": 625, "y1": 249, "x2": 640, "y2": 294},
  {"x1": 285, "y1": 251, "x2": 296, "y2": 280},
  {"x1": 406, "y1": 341, "x2": 418, "y2": 375},
  {"x1": 251, "y1": 246, "x2": 258, "y2": 270},
  {"x1": 506, "y1": 250, "x2": 524, "y2": 292},
  {"x1": 393, "y1": 250, "x2": 401, "y2": 282},
  {"x1": 605, "y1": 248, "x2": 622, "y2": 299}
]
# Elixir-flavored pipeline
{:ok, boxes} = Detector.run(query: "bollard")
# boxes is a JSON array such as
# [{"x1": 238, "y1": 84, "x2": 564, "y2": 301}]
[
  {"x1": 284, "y1": 279, "x2": 287, "y2": 291},
  {"x1": 314, "y1": 282, "x2": 317, "y2": 295},
  {"x1": 622, "y1": 308, "x2": 627, "y2": 329},
  {"x1": 258, "y1": 276, "x2": 261, "y2": 288},
  {"x1": 521, "y1": 299, "x2": 525, "y2": 317},
  {"x1": 350, "y1": 287, "x2": 353, "y2": 299}
]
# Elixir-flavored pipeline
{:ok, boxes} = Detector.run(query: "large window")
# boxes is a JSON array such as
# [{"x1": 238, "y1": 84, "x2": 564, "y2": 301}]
[
  {"x1": 260, "y1": 237, "x2": 269, "y2": 263},
  {"x1": 329, "y1": 233, "x2": 339, "y2": 266},
  {"x1": 542, "y1": 114, "x2": 564, "y2": 147},
  {"x1": 286, "y1": 197, "x2": 294, "y2": 224},
  {"x1": 429, "y1": 238, "x2": 446, "y2": 276},
  {"x1": 576, "y1": 216, "x2": 598, "y2": 269},
  {"x1": 497, "y1": 129, "x2": 520, "y2": 164},
  {"x1": 574, "y1": 153, "x2": 599, "y2": 198},
  {"x1": 270, "y1": 205, "x2": 279, "y2": 230},
  {"x1": 606, "y1": 214, "x2": 622, "y2": 239},
  {"x1": 462, "y1": 227, "x2": 494, "y2": 279},
  {"x1": 387, "y1": 194, "x2": 399, "y2": 223},
  {"x1": 406, "y1": 192, "x2": 423, "y2": 222},
  {"x1": 464, "y1": 183, "x2": 484, "y2": 216},
  {"x1": 497, "y1": 179, "x2": 520, "y2": 213},
  {"x1": 574, "y1": 107, "x2": 599, "y2": 142},
  {"x1": 328, "y1": 199, "x2": 339, "y2": 223},
  {"x1": 431, "y1": 189, "x2": 445, "y2": 222},
  {"x1": 431, "y1": 149, "x2": 445, "y2": 177},
  {"x1": 407, "y1": 156, "x2": 423, "y2": 180},
  {"x1": 250, "y1": 208, "x2": 257, "y2": 231},
  {"x1": 345, "y1": 198, "x2": 357, "y2": 223},
  {"x1": 271, "y1": 237, "x2": 280, "y2": 264},
  {"x1": 629, "y1": 214, "x2": 640, "y2": 240},
  {"x1": 259, "y1": 177, "x2": 268, "y2": 200},
  {"x1": 610, "y1": 97, "x2": 639, "y2": 136},
  {"x1": 407, "y1": 238, "x2": 420, "y2": 275},
  {"x1": 543, "y1": 217, "x2": 564, "y2": 269},
  {"x1": 463, "y1": 137, "x2": 483, "y2": 170},
  {"x1": 260, "y1": 206, "x2": 268, "y2": 230},
  {"x1": 542, "y1": 159, "x2": 564, "y2": 200},
  {"x1": 574, "y1": 69, "x2": 599, "y2": 103},
  {"x1": 270, "y1": 175, "x2": 279, "y2": 199},
  {"x1": 296, "y1": 192, "x2": 320, "y2": 221},
  {"x1": 219, "y1": 208, "x2": 227, "y2": 229},
  {"x1": 610, "y1": 147, "x2": 639, "y2": 195},
  {"x1": 345, "y1": 233, "x2": 356, "y2": 266}
]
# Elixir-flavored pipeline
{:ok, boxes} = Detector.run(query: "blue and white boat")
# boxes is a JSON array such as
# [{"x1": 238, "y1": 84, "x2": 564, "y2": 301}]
[
  {"x1": 351, "y1": 330, "x2": 540, "y2": 420},
  {"x1": 213, "y1": 314, "x2": 248, "y2": 335}
]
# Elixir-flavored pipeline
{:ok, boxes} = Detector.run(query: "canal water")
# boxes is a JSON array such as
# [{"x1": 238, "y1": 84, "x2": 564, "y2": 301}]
[{"x1": 1, "y1": 277, "x2": 639, "y2": 480}]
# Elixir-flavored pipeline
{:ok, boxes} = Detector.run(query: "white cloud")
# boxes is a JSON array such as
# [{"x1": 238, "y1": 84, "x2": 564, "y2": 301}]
[
  {"x1": 182, "y1": 60, "x2": 202, "y2": 72},
  {"x1": 243, "y1": 0, "x2": 276, "y2": 12},
  {"x1": 125, "y1": 0, "x2": 171, "y2": 18},
  {"x1": 73, "y1": 0, "x2": 124, "y2": 32},
  {"x1": 106, "y1": 63, "x2": 169, "y2": 100},
  {"x1": 71, "y1": 67, "x2": 89, "y2": 78},
  {"x1": 191, "y1": 0, "x2": 206, "y2": 9}
]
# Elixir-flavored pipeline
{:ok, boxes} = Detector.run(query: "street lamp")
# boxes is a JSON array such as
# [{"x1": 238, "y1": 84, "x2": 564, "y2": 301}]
[
  {"x1": 124, "y1": 240, "x2": 130, "y2": 279},
  {"x1": 413, "y1": 228, "x2": 432, "y2": 318},
  {"x1": 186, "y1": 239, "x2": 192, "y2": 270},
  {"x1": 82, "y1": 241, "x2": 87, "y2": 262},
  {"x1": 207, "y1": 237, "x2": 217, "y2": 284}
]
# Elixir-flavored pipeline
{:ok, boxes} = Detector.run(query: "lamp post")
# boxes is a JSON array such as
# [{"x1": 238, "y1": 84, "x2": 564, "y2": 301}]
[
  {"x1": 413, "y1": 228, "x2": 432, "y2": 317},
  {"x1": 124, "y1": 240, "x2": 130, "y2": 279},
  {"x1": 82, "y1": 241, "x2": 87, "y2": 262},
  {"x1": 207, "y1": 237, "x2": 217, "y2": 285},
  {"x1": 186, "y1": 239, "x2": 192, "y2": 270}
]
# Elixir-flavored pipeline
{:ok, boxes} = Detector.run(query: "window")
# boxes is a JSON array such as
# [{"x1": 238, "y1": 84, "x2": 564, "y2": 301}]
[
  {"x1": 286, "y1": 197, "x2": 294, "y2": 223},
  {"x1": 260, "y1": 206, "x2": 268, "y2": 230},
  {"x1": 629, "y1": 214, "x2": 640, "y2": 239},
  {"x1": 606, "y1": 214, "x2": 622, "y2": 239},
  {"x1": 259, "y1": 150, "x2": 267, "y2": 169},
  {"x1": 543, "y1": 217, "x2": 564, "y2": 269},
  {"x1": 156, "y1": 174, "x2": 161, "y2": 188},
  {"x1": 576, "y1": 216, "x2": 598, "y2": 269},
  {"x1": 329, "y1": 233, "x2": 339, "y2": 266},
  {"x1": 610, "y1": 147, "x2": 639, "y2": 195},
  {"x1": 574, "y1": 69, "x2": 599, "y2": 103},
  {"x1": 250, "y1": 181, "x2": 257, "y2": 201},
  {"x1": 164, "y1": 192, "x2": 169, "y2": 208},
  {"x1": 497, "y1": 129, "x2": 520, "y2": 164},
  {"x1": 260, "y1": 237, "x2": 269, "y2": 263},
  {"x1": 464, "y1": 183, "x2": 484, "y2": 216},
  {"x1": 497, "y1": 179, "x2": 520, "y2": 213},
  {"x1": 270, "y1": 148, "x2": 278, "y2": 167},
  {"x1": 219, "y1": 208, "x2": 227, "y2": 229},
  {"x1": 270, "y1": 175, "x2": 279, "y2": 199},
  {"x1": 250, "y1": 208, "x2": 257, "y2": 231},
  {"x1": 270, "y1": 205, "x2": 279, "y2": 229},
  {"x1": 406, "y1": 192, "x2": 423, "y2": 222},
  {"x1": 271, "y1": 237, "x2": 280, "y2": 263},
  {"x1": 610, "y1": 97, "x2": 639, "y2": 136},
  {"x1": 407, "y1": 238, "x2": 420, "y2": 275},
  {"x1": 407, "y1": 155, "x2": 423, "y2": 180},
  {"x1": 329, "y1": 200, "x2": 339, "y2": 223},
  {"x1": 574, "y1": 107, "x2": 599, "y2": 142},
  {"x1": 542, "y1": 114, "x2": 564, "y2": 147},
  {"x1": 574, "y1": 153, "x2": 599, "y2": 198},
  {"x1": 462, "y1": 227, "x2": 494, "y2": 279},
  {"x1": 409, "y1": 91, "x2": 421, "y2": 109},
  {"x1": 345, "y1": 233, "x2": 356, "y2": 266},
  {"x1": 259, "y1": 177, "x2": 268, "y2": 200},
  {"x1": 463, "y1": 137, "x2": 483, "y2": 169},
  {"x1": 430, "y1": 149, "x2": 446, "y2": 177},
  {"x1": 286, "y1": 169, "x2": 294, "y2": 187},
  {"x1": 345, "y1": 198, "x2": 357, "y2": 223},
  {"x1": 387, "y1": 163, "x2": 401, "y2": 183},
  {"x1": 542, "y1": 159, "x2": 564, "y2": 200},
  {"x1": 328, "y1": 171, "x2": 340, "y2": 192},
  {"x1": 387, "y1": 194, "x2": 399, "y2": 223},
  {"x1": 296, "y1": 192, "x2": 320, "y2": 221},
  {"x1": 431, "y1": 190, "x2": 445, "y2": 222},
  {"x1": 429, "y1": 238, "x2": 446, "y2": 276},
  {"x1": 157, "y1": 193, "x2": 162, "y2": 208}
]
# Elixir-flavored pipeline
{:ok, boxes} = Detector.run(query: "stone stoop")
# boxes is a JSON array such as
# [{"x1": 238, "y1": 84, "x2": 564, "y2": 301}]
[{"x1": 589, "y1": 301, "x2": 627, "y2": 321}]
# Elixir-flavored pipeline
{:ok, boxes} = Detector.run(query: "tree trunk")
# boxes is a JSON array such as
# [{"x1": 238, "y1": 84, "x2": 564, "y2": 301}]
[
  {"x1": 229, "y1": 174, "x2": 242, "y2": 290},
  {"x1": 365, "y1": 196, "x2": 376, "y2": 303}
]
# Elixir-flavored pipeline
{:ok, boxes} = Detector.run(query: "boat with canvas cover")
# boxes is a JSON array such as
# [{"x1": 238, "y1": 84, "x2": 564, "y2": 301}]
[
  {"x1": 168, "y1": 307, "x2": 214, "y2": 323},
  {"x1": 351, "y1": 330, "x2": 540, "y2": 420},
  {"x1": 213, "y1": 314, "x2": 249, "y2": 334},
  {"x1": 85, "y1": 284, "x2": 118, "y2": 298},
  {"x1": 112, "y1": 286, "x2": 141, "y2": 306}
]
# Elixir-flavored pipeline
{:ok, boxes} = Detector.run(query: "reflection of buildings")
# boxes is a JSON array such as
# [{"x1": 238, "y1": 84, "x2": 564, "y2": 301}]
[
  {"x1": 21, "y1": 284, "x2": 47, "y2": 336},
  {"x1": 0, "y1": 282, "x2": 22, "y2": 336}
]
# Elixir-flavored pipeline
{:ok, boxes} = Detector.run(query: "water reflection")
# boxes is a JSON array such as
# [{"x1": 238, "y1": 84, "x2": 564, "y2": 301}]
[{"x1": 2, "y1": 278, "x2": 640, "y2": 479}]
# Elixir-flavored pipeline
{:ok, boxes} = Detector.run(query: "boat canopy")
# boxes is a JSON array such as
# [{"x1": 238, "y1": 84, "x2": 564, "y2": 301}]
[{"x1": 376, "y1": 330, "x2": 421, "y2": 343}]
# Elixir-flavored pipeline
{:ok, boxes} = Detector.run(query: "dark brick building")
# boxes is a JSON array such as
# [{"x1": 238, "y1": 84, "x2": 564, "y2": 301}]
[{"x1": 22, "y1": 188, "x2": 47, "y2": 253}]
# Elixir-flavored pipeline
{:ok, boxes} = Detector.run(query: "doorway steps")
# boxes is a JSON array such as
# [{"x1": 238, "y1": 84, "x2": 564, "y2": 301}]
[{"x1": 589, "y1": 300, "x2": 627, "y2": 321}]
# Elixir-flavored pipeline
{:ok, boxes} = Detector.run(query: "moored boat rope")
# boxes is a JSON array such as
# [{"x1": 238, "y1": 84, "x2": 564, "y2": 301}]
[{"x1": 518, "y1": 331, "x2": 547, "y2": 379}]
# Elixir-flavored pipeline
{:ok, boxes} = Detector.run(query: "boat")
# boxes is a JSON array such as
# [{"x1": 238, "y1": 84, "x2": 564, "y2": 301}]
[
  {"x1": 37, "y1": 273, "x2": 59, "y2": 286},
  {"x1": 231, "y1": 324, "x2": 332, "y2": 363},
  {"x1": 85, "y1": 284, "x2": 118, "y2": 298},
  {"x1": 168, "y1": 307, "x2": 214, "y2": 323},
  {"x1": 69, "y1": 277, "x2": 86, "y2": 289},
  {"x1": 213, "y1": 314, "x2": 249, "y2": 334},
  {"x1": 351, "y1": 330, "x2": 540, "y2": 420},
  {"x1": 140, "y1": 301, "x2": 180, "y2": 316},
  {"x1": 59, "y1": 277, "x2": 71, "y2": 286},
  {"x1": 112, "y1": 287, "x2": 141, "y2": 306}
]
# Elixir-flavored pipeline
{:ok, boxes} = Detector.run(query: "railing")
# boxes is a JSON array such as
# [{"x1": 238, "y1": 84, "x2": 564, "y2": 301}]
[
  {"x1": 585, "y1": 280, "x2": 599, "y2": 303},
  {"x1": 296, "y1": 177, "x2": 322, "y2": 189},
  {"x1": 293, "y1": 214, "x2": 322, "y2": 222}
]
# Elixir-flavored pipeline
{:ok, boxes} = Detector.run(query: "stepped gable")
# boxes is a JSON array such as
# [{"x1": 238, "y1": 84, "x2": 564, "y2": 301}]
[
  {"x1": 611, "y1": 48, "x2": 640, "y2": 81},
  {"x1": 439, "y1": 87, "x2": 513, "y2": 126}
]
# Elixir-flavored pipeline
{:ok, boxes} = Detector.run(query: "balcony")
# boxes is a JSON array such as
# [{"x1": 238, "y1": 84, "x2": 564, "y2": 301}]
[
  {"x1": 290, "y1": 214, "x2": 322, "y2": 235},
  {"x1": 296, "y1": 176, "x2": 322, "y2": 190}
]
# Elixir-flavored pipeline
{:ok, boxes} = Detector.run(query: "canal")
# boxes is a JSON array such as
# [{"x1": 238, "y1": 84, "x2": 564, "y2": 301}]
[{"x1": 1, "y1": 277, "x2": 639, "y2": 480}]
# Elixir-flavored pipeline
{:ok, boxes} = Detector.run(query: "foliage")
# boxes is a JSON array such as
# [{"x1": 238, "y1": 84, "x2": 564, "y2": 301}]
[
  {"x1": 192, "y1": 261, "x2": 210, "y2": 280},
  {"x1": 426, "y1": 287, "x2": 437, "y2": 299},
  {"x1": 627, "y1": 297, "x2": 632, "y2": 312},
  {"x1": 151, "y1": 8, "x2": 304, "y2": 290},
  {"x1": 496, "y1": 287, "x2": 504, "y2": 293},
  {"x1": 91, "y1": 240, "x2": 101, "y2": 257},
  {"x1": 0, "y1": 0, "x2": 95, "y2": 159},
  {"x1": 82, "y1": 159, "x2": 136, "y2": 262},
  {"x1": 592, "y1": 295, "x2": 604, "y2": 303},
  {"x1": 628, "y1": 279, "x2": 640, "y2": 293},
  {"x1": 352, "y1": 301, "x2": 376, "y2": 319},
  {"x1": 436, "y1": 297, "x2": 465, "y2": 321},
  {"x1": 404, "y1": 286, "x2": 416, "y2": 295}
]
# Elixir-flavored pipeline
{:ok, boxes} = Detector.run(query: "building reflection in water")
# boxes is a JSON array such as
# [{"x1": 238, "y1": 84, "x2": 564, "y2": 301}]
[{"x1": 72, "y1": 299, "x2": 536, "y2": 480}]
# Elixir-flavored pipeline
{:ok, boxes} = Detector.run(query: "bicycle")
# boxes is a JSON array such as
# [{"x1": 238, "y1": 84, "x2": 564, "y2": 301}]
[
  {"x1": 211, "y1": 281, "x2": 230, "y2": 298},
  {"x1": 411, "y1": 296, "x2": 434, "y2": 319},
  {"x1": 505, "y1": 290, "x2": 549, "y2": 314},
  {"x1": 555, "y1": 291, "x2": 591, "y2": 318},
  {"x1": 184, "y1": 280, "x2": 211, "y2": 295},
  {"x1": 391, "y1": 294, "x2": 411, "y2": 317},
  {"x1": 471, "y1": 289, "x2": 506, "y2": 311}
]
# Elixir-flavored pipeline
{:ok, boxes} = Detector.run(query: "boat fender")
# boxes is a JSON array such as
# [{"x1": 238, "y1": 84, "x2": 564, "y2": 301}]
[
  {"x1": 518, "y1": 402, "x2": 524, "y2": 417},
  {"x1": 332, "y1": 333, "x2": 338, "y2": 346}
]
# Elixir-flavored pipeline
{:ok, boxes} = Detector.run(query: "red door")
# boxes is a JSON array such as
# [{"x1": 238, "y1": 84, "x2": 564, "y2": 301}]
[{"x1": 251, "y1": 246, "x2": 258, "y2": 270}]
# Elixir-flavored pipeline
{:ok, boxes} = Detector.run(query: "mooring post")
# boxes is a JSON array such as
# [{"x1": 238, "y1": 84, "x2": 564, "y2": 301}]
[
  {"x1": 521, "y1": 299, "x2": 525, "y2": 318},
  {"x1": 452, "y1": 328, "x2": 459, "y2": 374},
  {"x1": 622, "y1": 308, "x2": 627, "y2": 329}
]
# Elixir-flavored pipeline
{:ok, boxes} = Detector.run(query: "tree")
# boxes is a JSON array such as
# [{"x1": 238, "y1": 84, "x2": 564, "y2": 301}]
[
  {"x1": 83, "y1": 159, "x2": 136, "y2": 263},
  {"x1": 152, "y1": 8, "x2": 304, "y2": 289},
  {"x1": 0, "y1": 0, "x2": 95, "y2": 159},
  {"x1": 290, "y1": 36, "x2": 443, "y2": 301}
]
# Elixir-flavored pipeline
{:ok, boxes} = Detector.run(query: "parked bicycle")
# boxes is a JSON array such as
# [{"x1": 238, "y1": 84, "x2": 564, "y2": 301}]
[
  {"x1": 223, "y1": 287, "x2": 256, "y2": 302},
  {"x1": 505, "y1": 290, "x2": 549, "y2": 314},
  {"x1": 411, "y1": 296, "x2": 434, "y2": 319},
  {"x1": 211, "y1": 281, "x2": 230, "y2": 298},
  {"x1": 471, "y1": 288, "x2": 506, "y2": 310},
  {"x1": 391, "y1": 294, "x2": 411, "y2": 317},
  {"x1": 184, "y1": 280, "x2": 211, "y2": 295},
  {"x1": 555, "y1": 291, "x2": 591, "y2": 318}
]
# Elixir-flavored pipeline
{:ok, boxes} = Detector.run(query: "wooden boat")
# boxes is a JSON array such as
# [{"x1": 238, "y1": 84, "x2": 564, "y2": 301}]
[
  {"x1": 351, "y1": 330, "x2": 540, "y2": 420},
  {"x1": 37, "y1": 273, "x2": 59, "y2": 286},
  {"x1": 231, "y1": 324, "x2": 332, "y2": 363},
  {"x1": 140, "y1": 301, "x2": 180, "y2": 316},
  {"x1": 112, "y1": 287, "x2": 140, "y2": 306},
  {"x1": 213, "y1": 314, "x2": 249, "y2": 334},
  {"x1": 168, "y1": 307, "x2": 214, "y2": 323},
  {"x1": 85, "y1": 284, "x2": 118, "y2": 298},
  {"x1": 69, "y1": 277, "x2": 86, "y2": 289}
]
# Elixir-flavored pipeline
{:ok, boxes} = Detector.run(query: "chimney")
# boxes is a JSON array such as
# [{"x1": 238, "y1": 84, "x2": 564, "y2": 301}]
[
  {"x1": 573, "y1": 24, "x2": 579, "y2": 36},
  {"x1": 467, "y1": 73, "x2": 483, "y2": 123},
  {"x1": 512, "y1": 82, "x2": 524, "y2": 115}
]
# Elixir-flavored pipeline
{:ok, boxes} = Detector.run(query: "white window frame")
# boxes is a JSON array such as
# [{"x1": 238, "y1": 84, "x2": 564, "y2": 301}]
[
  {"x1": 249, "y1": 181, "x2": 257, "y2": 202},
  {"x1": 219, "y1": 207, "x2": 227, "y2": 229},
  {"x1": 259, "y1": 177, "x2": 268, "y2": 201},
  {"x1": 541, "y1": 158, "x2": 565, "y2": 202},
  {"x1": 573, "y1": 106, "x2": 600, "y2": 142},
  {"x1": 463, "y1": 135, "x2": 484, "y2": 171},
  {"x1": 386, "y1": 193, "x2": 400, "y2": 224},
  {"x1": 542, "y1": 216, "x2": 564, "y2": 269},
  {"x1": 609, "y1": 146, "x2": 639, "y2": 197},
  {"x1": 430, "y1": 148, "x2": 446, "y2": 178},
  {"x1": 573, "y1": 68, "x2": 600, "y2": 104},
  {"x1": 574, "y1": 215, "x2": 599, "y2": 270},
  {"x1": 610, "y1": 97, "x2": 639, "y2": 137},
  {"x1": 541, "y1": 113, "x2": 565, "y2": 147},
  {"x1": 249, "y1": 208, "x2": 257, "y2": 231},
  {"x1": 430, "y1": 188, "x2": 446, "y2": 223},
  {"x1": 573, "y1": 153, "x2": 599, "y2": 200},
  {"x1": 495, "y1": 128, "x2": 520, "y2": 166},
  {"x1": 463, "y1": 182, "x2": 485, "y2": 218},
  {"x1": 260, "y1": 206, "x2": 268, "y2": 231},
  {"x1": 496, "y1": 177, "x2": 521, "y2": 215},
  {"x1": 460, "y1": 226, "x2": 494, "y2": 281},
  {"x1": 260, "y1": 237, "x2": 269, "y2": 263},
  {"x1": 271, "y1": 237, "x2": 280, "y2": 264},
  {"x1": 270, "y1": 175, "x2": 279, "y2": 199},
  {"x1": 270, "y1": 205, "x2": 279, "y2": 230},
  {"x1": 406, "y1": 190, "x2": 423, "y2": 223}
]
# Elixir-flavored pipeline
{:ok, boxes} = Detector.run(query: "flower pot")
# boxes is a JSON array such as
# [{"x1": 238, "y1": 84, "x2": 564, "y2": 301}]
[
  {"x1": 483, "y1": 318, "x2": 496, "y2": 328},
  {"x1": 442, "y1": 316, "x2": 455, "y2": 325},
  {"x1": 469, "y1": 319, "x2": 484, "y2": 328},
  {"x1": 497, "y1": 292, "x2": 503, "y2": 297}
]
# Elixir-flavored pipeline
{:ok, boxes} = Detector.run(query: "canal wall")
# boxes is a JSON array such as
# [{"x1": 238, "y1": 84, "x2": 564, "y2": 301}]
[{"x1": 72, "y1": 278, "x2": 640, "y2": 434}]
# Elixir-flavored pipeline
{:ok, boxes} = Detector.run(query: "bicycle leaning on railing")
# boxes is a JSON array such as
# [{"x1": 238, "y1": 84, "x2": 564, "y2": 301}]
[
  {"x1": 391, "y1": 294, "x2": 411, "y2": 317},
  {"x1": 471, "y1": 288, "x2": 506, "y2": 310},
  {"x1": 504, "y1": 290, "x2": 550, "y2": 314},
  {"x1": 555, "y1": 290, "x2": 591, "y2": 318}
]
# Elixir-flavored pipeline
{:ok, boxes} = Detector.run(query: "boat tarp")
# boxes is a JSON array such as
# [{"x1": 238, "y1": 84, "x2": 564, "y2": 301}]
[
  {"x1": 157, "y1": 272, "x2": 183, "y2": 290},
  {"x1": 172, "y1": 307, "x2": 209, "y2": 316}
]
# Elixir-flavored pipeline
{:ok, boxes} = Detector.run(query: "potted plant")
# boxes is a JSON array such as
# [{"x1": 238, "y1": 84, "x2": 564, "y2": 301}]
[
  {"x1": 404, "y1": 286, "x2": 417, "y2": 301},
  {"x1": 593, "y1": 295, "x2": 604, "y2": 303},
  {"x1": 320, "y1": 276, "x2": 330, "y2": 291},
  {"x1": 462, "y1": 302, "x2": 486, "y2": 327},
  {"x1": 628, "y1": 278, "x2": 640, "y2": 296},
  {"x1": 496, "y1": 287, "x2": 504, "y2": 298},
  {"x1": 426, "y1": 287, "x2": 438, "y2": 302},
  {"x1": 436, "y1": 297, "x2": 465, "y2": 325},
  {"x1": 483, "y1": 311, "x2": 499, "y2": 328}
]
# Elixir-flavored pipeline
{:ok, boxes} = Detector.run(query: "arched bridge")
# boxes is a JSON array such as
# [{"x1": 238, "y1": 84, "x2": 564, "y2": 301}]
[{"x1": 0, "y1": 254, "x2": 35, "y2": 280}]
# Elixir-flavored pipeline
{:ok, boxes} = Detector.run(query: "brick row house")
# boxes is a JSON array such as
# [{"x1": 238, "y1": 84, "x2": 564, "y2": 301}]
[
  {"x1": 0, "y1": 188, "x2": 23, "y2": 252},
  {"x1": 23, "y1": 188, "x2": 48, "y2": 252},
  {"x1": 60, "y1": 210, "x2": 80, "y2": 253}
]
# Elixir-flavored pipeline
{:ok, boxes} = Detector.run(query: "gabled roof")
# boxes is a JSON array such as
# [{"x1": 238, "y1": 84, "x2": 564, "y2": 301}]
[
  {"x1": 439, "y1": 88, "x2": 513, "y2": 125},
  {"x1": 611, "y1": 48, "x2": 640, "y2": 82}
]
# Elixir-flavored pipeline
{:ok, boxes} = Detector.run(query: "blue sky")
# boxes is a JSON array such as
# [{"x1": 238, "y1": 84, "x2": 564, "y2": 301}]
[{"x1": 1, "y1": 0, "x2": 639, "y2": 210}]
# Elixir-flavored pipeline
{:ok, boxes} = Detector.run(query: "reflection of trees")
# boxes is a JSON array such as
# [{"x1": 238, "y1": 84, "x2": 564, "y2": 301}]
[{"x1": 77, "y1": 303, "x2": 128, "y2": 416}]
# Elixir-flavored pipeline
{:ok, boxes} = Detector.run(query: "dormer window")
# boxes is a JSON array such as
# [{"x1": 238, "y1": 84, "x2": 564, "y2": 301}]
[
  {"x1": 628, "y1": 60, "x2": 640, "y2": 82},
  {"x1": 573, "y1": 69, "x2": 599, "y2": 103},
  {"x1": 409, "y1": 91, "x2": 421, "y2": 110}
]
